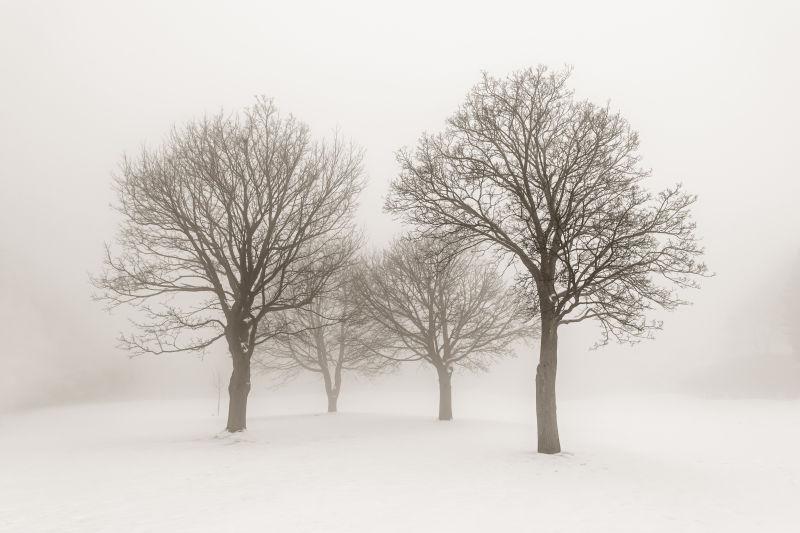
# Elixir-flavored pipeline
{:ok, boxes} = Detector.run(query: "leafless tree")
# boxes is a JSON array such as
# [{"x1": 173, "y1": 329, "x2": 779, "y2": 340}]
[
  {"x1": 353, "y1": 237, "x2": 528, "y2": 420},
  {"x1": 254, "y1": 269, "x2": 387, "y2": 413},
  {"x1": 774, "y1": 255, "x2": 800, "y2": 362},
  {"x1": 388, "y1": 66, "x2": 708, "y2": 452},
  {"x1": 94, "y1": 98, "x2": 363, "y2": 432},
  {"x1": 211, "y1": 368, "x2": 223, "y2": 416}
]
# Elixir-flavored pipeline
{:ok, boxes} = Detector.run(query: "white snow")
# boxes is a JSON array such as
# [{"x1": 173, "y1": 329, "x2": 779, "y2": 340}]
[{"x1": 1, "y1": 393, "x2": 798, "y2": 532}]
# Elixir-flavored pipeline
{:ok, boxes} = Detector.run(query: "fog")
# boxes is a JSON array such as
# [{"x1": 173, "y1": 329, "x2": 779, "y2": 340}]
[{"x1": 1, "y1": 0, "x2": 798, "y2": 412}]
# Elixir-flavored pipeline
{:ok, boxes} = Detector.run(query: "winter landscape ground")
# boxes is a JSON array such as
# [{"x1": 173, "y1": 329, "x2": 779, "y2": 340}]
[{"x1": 2, "y1": 392, "x2": 798, "y2": 533}]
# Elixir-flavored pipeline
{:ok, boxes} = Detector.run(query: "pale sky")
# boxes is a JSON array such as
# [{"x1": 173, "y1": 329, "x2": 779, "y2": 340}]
[{"x1": 1, "y1": 0, "x2": 798, "y2": 410}]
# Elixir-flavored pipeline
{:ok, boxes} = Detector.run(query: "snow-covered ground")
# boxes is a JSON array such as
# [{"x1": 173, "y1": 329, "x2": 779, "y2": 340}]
[{"x1": 1, "y1": 393, "x2": 798, "y2": 532}]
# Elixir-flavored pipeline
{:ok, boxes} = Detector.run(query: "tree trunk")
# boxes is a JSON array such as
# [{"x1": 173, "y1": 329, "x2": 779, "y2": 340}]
[
  {"x1": 437, "y1": 367, "x2": 453, "y2": 421},
  {"x1": 226, "y1": 354, "x2": 251, "y2": 432},
  {"x1": 327, "y1": 392, "x2": 338, "y2": 413},
  {"x1": 536, "y1": 315, "x2": 560, "y2": 453},
  {"x1": 321, "y1": 362, "x2": 339, "y2": 414}
]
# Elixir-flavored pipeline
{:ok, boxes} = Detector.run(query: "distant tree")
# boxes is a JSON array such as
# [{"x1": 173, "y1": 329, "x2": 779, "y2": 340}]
[
  {"x1": 774, "y1": 253, "x2": 800, "y2": 361},
  {"x1": 211, "y1": 367, "x2": 223, "y2": 416},
  {"x1": 388, "y1": 66, "x2": 707, "y2": 452},
  {"x1": 255, "y1": 270, "x2": 387, "y2": 413},
  {"x1": 353, "y1": 237, "x2": 528, "y2": 420},
  {"x1": 94, "y1": 98, "x2": 362, "y2": 432}
]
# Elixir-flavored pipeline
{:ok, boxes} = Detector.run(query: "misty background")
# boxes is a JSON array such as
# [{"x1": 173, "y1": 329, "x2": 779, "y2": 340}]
[{"x1": 1, "y1": 0, "x2": 798, "y2": 413}]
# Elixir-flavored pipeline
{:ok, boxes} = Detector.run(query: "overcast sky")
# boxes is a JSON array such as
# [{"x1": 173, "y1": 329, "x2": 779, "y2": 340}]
[{"x1": 1, "y1": 0, "x2": 798, "y2": 411}]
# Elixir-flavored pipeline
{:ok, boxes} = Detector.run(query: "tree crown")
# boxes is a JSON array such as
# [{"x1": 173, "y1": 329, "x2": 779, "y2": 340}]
[
  {"x1": 389, "y1": 66, "x2": 708, "y2": 345},
  {"x1": 94, "y1": 98, "x2": 363, "y2": 355},
  {"x1": 354, "y1": 237, "x2": 529, "y2": 370}
]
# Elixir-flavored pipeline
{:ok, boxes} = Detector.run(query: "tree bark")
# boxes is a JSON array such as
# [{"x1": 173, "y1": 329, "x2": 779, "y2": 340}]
[
  {"x1": 536, "y1": 314, "x2": 560, "y2": 453},
  {"x1": 437, "y1": 366, "x2": 453, "y2": 421},
  {"x1": 226, "y1": 353, "x2": 251, "y2": 432},
  {"x1": 327, "y1": 392, "x2": 338, "y2": 413},
  {"x1": 320, "y1": 361, "x2": 339, "y2": 414}
]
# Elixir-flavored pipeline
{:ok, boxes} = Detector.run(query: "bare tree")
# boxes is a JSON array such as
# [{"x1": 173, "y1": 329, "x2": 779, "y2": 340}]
[
  {"x1": 94, "y1": 98, "x2": 363, "y2": 432},
  {"x1": 388, "y1": 66, "x2": 708, "y2": 452},
  {"x1": 211, "y1": 367, "x2": 223, "y2": 416},
  {"x1": 255, "y1": 269, "x2": 387, "y2": 413},
  {"x1": 354, "y1": 237, "x2": 528, "y2": 420}
]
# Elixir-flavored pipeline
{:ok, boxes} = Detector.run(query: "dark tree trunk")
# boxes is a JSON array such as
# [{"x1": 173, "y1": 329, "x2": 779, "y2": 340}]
[
  {"x1": 536, "y1": 314, "x2": 560, "y2": 453},
  {"x1": 437, "y1": 367, "x2": 453, "y2": 421},
  {"x1": 226, "y1": 353, "x2": 251, "y2": 432},
  {"x1": 321, "y1": 363, "x2": 339, "y2": 414},
  {"x1": 327, "y1": 392, "x2": 338, "y2": 413}
]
